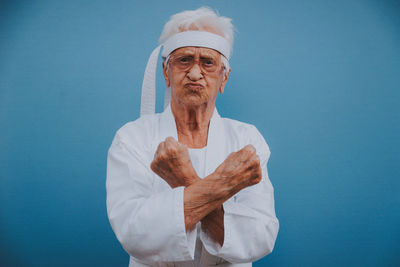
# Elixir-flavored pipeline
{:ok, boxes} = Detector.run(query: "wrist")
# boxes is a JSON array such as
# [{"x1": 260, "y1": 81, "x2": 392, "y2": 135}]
[{"x1": 185, "y1": 175, "x2": 201, "y2": 187}]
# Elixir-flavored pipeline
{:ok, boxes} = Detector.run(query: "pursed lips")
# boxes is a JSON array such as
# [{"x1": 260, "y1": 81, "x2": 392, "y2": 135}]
[{"x1": 184, "y1": 83, "x2": 204, "y2": 90}]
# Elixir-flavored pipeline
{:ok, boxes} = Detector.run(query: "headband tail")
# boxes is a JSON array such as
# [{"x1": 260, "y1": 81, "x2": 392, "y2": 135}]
[
  {"x1": 164, "y1": 87, "x2": 171, "y2": 110},
  {"x1": 140, "y1": 45, "x2": 161, "y2": 116}
]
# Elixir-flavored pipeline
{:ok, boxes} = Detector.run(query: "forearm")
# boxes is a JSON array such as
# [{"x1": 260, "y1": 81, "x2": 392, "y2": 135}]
[
  {"x1": 201, "y1": 205, "x2": 224, "y2": 246},
  {"x1": 183, "y1": 175, "x2": 225, "y2": 245},
  {"x1": 199, "y1": 182, "x2": 279, "y2": 262},
  {"x1": 183, "y1": 171, "x2": 240, "y2": 231},
  {"x1": 153, "y1": 142, "x2": 262, "y2": 247}
]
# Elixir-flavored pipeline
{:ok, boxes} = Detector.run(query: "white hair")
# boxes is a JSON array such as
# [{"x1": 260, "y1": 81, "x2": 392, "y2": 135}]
[{"x1": 159, "y1": 7, "x2": 234, "y2": 70}]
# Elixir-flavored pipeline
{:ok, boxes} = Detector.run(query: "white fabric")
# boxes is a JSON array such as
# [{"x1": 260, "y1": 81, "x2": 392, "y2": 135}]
[
  {"x1": 161, "y1": 31, "x2": 231, "y2": 60},
  {"x1": 188, "y1": 147, "x2": 207, "y2": 178},
  {"x1": 106, "y1": 105, "x2": 279, "y2": 266},
  {"x1": 140, "y1": 31, "x2": 231, "y2": 116},
  {"x1": 140, "y1": 45, "x2": 161, "y2": 116},
  {"x1": 188, "y1": 147, "x2": 207, "y2": 266}
]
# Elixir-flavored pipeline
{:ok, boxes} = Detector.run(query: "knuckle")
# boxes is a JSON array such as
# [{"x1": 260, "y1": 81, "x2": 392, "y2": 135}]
[
  {"x1": 150, "y1": 161, "x2": 157, "y2": 172},
  {"x1": 177, "y1": 143, "x2": 186, "y2": 151},
  {"x1": 251, "y1": 171, "x2": 262, "y2": 182},
  {"x1": 165, "y1": 136, "x2": 174, "y2": 142},
  {"x1": 157, "y1": 152, "x2": 166, "y2": 161},
  {"x1": 166, "y1": 144, "x2": 178, "y2": 155},
  {"x1": 165, "y1": 146, "x2": 176, "y2": 155},
  {"x1": 244, "y1": 144, "x2": 255, "y2": 152},
  {"x1": 240, "y1": 147, "x2": 249, "y2": 154}
]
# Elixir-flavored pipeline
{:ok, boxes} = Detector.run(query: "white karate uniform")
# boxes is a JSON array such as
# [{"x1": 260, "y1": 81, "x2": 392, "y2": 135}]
[{"x1": 106, "y1": 105, "x2": 279, "y2": 266}]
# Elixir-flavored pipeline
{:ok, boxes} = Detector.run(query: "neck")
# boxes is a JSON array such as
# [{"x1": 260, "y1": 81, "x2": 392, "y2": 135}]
[{"x1": 171, "y1": 101, "x2": 215, "y2": 148}]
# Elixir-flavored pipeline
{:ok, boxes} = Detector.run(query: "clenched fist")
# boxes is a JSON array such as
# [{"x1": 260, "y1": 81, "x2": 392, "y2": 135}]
[
  {"x1": 214, "y1": 144, "x2": 262, "y2": 193},
  {"x1": 182, "y1": 144, "x2": 262, "y2": 233},
  {"x1": 151, "y1": 137, "x2": 200, "y2": 188}
]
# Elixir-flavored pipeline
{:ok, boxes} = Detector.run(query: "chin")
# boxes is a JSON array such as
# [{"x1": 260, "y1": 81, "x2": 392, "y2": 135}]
[{"x1": 180, "y1": 96, "x2": 208, "y2": 107}]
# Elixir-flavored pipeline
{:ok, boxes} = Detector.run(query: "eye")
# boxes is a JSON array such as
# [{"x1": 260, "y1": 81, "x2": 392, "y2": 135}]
[
  {"x1": 202, "y1": 58, "x2": 215, "y2": 66},
  {"x1": 178, "y1": 56, "x2": 192, "y2": 64}
]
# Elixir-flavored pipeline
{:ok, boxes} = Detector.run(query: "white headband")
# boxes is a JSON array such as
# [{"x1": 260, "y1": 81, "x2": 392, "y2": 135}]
[{"x1": 140, "y1": 31, "x2": 231, "y2": 116}]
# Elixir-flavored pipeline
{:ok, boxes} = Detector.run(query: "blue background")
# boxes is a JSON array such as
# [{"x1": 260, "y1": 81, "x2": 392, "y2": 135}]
[{"x1": 1, "y1": 0, "x2": 399, "y2": 266}]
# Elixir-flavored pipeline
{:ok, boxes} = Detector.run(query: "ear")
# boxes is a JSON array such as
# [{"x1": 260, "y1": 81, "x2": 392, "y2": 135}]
[
  {"x1": 162, "y1": 61, "x2": 170, "y2": 87},
  {"x1": 219, "y1": 68, "x2": 231, "y2": 94}
]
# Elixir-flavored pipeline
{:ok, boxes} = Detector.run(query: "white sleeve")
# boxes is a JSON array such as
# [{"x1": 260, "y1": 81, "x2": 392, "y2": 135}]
[
  {"x1": 106, "y1": 135, "x2": 196, "y2": 264},
  {"x1": 200, "y1": 127, "x2": 279, "y2": 263}
]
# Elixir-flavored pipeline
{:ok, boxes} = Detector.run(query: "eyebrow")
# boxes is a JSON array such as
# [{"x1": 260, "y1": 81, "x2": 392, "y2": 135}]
[
  {"x1": 174, "y1": 46, "x2": 219, "y2": 55},
  {"x1": 173, "y1": 51, "x2": 219, "y2": 59}
]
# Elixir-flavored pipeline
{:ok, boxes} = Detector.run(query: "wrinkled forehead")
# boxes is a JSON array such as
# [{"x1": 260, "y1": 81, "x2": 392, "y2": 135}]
[{"x1": 170, "y1": 46, "x2": 221, "y2": 58}]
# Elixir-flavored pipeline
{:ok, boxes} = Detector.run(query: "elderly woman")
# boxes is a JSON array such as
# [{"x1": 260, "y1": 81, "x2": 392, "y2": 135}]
[{"x1": 106, "y1": 7, "x2": 279, "y2": 267}]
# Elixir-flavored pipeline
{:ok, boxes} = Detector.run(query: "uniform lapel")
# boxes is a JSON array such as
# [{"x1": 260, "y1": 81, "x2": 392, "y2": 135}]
[
  {"x1": 205, "y1": 108, "x2": 228, "y2": 176},
  {"x1": 159, "y1": 104, "x2": 178, "y2": 141}
]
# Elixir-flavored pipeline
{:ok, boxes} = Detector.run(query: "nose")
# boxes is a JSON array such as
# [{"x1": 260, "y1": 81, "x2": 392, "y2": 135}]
[{"x1": 186, "y1": 61, "x2": 203, "y2": 81}]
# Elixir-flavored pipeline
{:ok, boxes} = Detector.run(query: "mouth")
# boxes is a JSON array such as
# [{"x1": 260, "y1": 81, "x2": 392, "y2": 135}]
[{"x1": 184, "y1": 83, "x2": 204, "y2": 90}]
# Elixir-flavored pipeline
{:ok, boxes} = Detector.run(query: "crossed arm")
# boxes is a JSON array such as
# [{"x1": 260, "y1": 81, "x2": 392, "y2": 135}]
[{"x1": 150, "y1": 137, "x2": 262, "y2": 246}]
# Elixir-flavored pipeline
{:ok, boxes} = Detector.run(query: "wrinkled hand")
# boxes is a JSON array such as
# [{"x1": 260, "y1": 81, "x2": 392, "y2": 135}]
[
  {"x1": 151, "y1": 137, "x2": 200, "y2": 188},
  {"x1": 214, "y1": 144, "x2": 262, "y2": 192}
]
